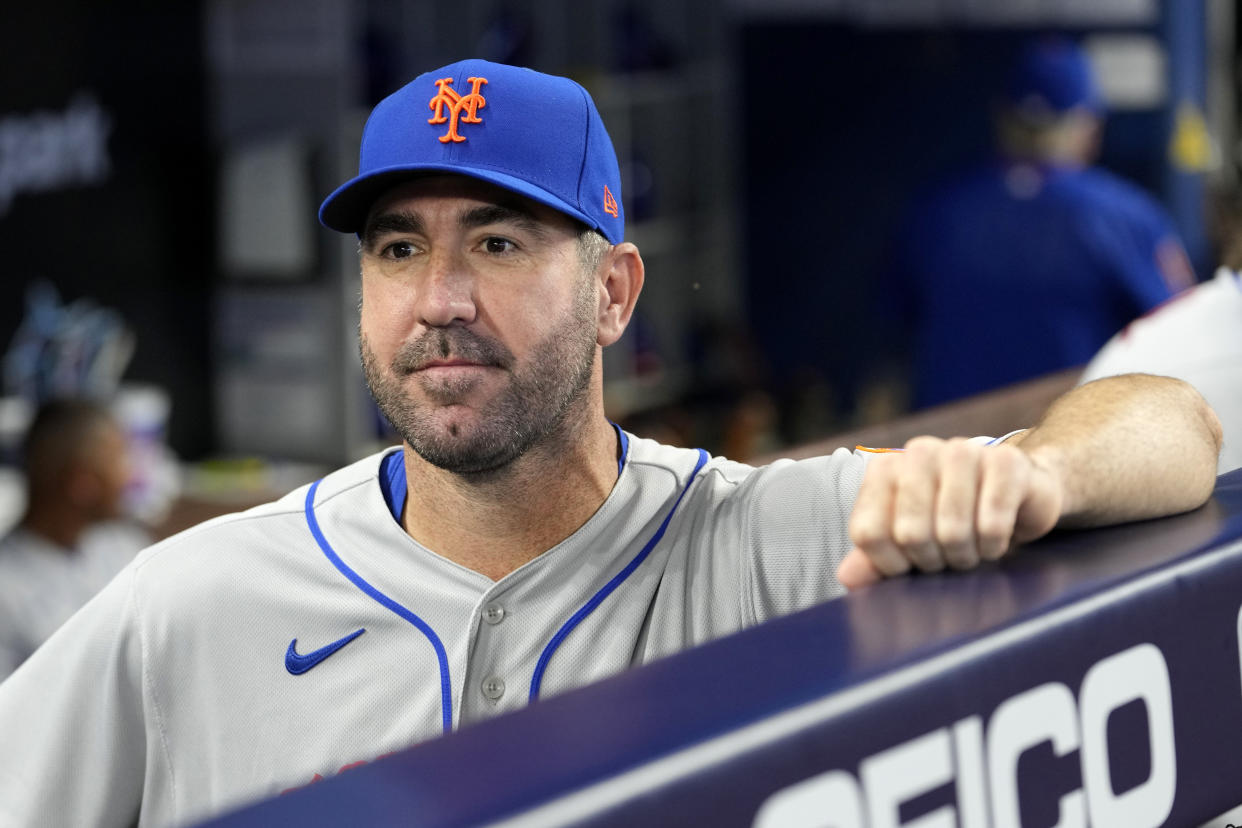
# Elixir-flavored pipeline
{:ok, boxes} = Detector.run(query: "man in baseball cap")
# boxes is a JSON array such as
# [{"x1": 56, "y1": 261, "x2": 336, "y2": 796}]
[
  {"x1": 0, "y1": 58, "x2": 1221, "y2": 827},
  {"x1": 327, "y1": 57, "x2": 641, "y2": 494},
  {"x1": 1003, "y1": 36, "x2": 1103, "y2": 120}
]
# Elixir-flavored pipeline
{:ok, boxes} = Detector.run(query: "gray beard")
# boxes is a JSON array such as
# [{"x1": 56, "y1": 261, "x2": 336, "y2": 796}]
[{"x1": 360, "y1": 290, "x2": 599, "y2": 476}]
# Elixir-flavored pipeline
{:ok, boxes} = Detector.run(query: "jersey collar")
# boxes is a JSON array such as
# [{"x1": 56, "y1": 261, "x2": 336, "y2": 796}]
[{"x1": 378, "y1": 424, "x2": 630, "y2": 524}]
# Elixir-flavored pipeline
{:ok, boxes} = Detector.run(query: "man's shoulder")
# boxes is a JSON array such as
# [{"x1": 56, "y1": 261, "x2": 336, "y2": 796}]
[
  {"x1": 624, "y1": 433, "x2": 753, "y2": 486},
  {"x1": 626, "y1": 432, "x2": 714, "y2": 465},
  {"x1": 1060, "y1": 166, "x2": 1170, "y2": 221},
  {"x1": 1085, "y1": 269, "x2": 1242, "y2": 373},
  {"x1": 625, "y1": 432, "x2": 868, "y2": 504}
]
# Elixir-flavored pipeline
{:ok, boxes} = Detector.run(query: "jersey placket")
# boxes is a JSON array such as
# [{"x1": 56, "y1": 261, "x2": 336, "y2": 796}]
[{"x1": 460, "y1": 585, "x2": 525, "y2": 724}]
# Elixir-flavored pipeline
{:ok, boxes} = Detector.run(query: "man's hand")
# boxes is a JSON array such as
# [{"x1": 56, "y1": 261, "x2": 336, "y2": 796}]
[
  {"x1": 836, "y1": 437, "x2": 1064, "y2": 590},
  {"x1": 835, "y1": 375, "x2": 1222, "y2": 590}
]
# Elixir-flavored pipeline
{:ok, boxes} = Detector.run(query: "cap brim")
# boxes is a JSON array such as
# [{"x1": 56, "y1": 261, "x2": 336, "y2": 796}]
[{"x1": 318, "y1": 164, "x2": 603, "y2": 238}]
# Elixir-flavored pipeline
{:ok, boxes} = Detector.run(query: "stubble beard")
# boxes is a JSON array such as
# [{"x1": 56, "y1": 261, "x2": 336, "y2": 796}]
[{"x1": 360, "y1": 278, "x2": 600, "y2": 476}]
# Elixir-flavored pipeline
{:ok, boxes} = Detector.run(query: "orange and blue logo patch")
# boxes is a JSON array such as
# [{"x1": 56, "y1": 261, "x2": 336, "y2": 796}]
[
  {"x1": 603, "y1": 184, "x2": 619, "y2": 218},
  {"x1": 427, "y1": 76, "x2": 488, "y2": 143}
]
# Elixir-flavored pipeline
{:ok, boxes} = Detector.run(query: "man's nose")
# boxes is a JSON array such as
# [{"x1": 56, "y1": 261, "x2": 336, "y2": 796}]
[{"x1": 416, "y1": 248, "x2": 477, "y2": 327}]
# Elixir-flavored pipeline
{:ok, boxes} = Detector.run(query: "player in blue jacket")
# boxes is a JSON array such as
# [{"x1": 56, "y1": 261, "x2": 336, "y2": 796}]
[{"x1": 892, "y1": 37, "x2": 1196, "y2": 408}]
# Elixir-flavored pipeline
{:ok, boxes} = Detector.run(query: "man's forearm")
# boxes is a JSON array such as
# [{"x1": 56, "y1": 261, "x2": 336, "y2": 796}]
[{"x1": 1012, "y1": 373, "x2": 1223, "y2": 528}]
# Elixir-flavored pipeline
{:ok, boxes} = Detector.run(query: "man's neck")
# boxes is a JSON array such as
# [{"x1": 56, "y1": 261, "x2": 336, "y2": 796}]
[{"x1": 400, "y1": 415, "x2": 621, "y2": 581}]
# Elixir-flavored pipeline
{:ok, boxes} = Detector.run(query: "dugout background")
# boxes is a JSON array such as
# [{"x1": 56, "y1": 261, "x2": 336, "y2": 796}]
[
  {"x1": 0, "y1": 0, "x2": 1229, "y2": 466},
  {"x1": 0, "y1": 4, "x2": 214, "y2": 457}
]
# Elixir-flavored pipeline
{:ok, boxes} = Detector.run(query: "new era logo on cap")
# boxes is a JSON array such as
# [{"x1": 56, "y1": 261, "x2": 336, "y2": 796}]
[{"x1": 319, "y1": 59, "x2": 625, "y2": 244}]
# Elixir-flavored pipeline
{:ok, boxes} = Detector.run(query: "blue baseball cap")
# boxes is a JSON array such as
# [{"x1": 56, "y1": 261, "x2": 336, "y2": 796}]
[
  {"x1": 1004, "y1": 38, "x2": 1102, "y2": 117},
  {"x1": 319, "y1": 59, "x2": 625, "y2": 243}
]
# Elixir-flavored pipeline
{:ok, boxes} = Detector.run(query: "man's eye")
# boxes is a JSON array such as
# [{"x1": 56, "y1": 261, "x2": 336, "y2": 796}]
[
  {"x1": 483, "y1": 237, "x2": 516, "y2": 254},
  {"x1": 382, "y1": 241, "x2": 415, "y2": 259}
]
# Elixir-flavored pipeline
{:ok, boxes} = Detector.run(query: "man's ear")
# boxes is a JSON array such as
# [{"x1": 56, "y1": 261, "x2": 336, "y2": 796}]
[{"x1": 596, "y1": 242, "x2": 644, "y2": 347}]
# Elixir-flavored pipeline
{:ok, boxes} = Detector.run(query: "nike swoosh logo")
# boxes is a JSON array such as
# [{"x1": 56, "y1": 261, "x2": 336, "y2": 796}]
[{"x1": 285, "y1": 628, "x2": 366, "y2": 675}]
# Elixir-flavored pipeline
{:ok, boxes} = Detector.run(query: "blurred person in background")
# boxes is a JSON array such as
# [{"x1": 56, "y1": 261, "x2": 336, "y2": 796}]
[
  {"x1": 0, "y1": 398, "x2": 149, "y2": 681},
  {"x1": 890, "y1": 37, "x2": 1195, "y2": 409},
  {"x1": 1080, "y1": 266, "x2": 1242, "y2": 475}
]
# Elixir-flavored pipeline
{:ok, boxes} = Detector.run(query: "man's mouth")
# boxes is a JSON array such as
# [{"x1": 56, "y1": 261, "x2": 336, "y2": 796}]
[
  {"x1": 390, "y1": 330, "x2": 514, "y2": 376},
  {"x1": 407, "y1": 358, "x2": 506, "y2": 386},
  {"x1": 416, "y1": 358, "x2": 491, "y2": 371}
]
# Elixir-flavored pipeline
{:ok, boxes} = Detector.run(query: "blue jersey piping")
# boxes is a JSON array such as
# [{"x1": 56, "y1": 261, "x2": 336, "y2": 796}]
[
  {"x1": 304, "y1": 480, "x2": 453, "y2": 733},
  {"x1": 614, "y1": 423, "x2": 629, "y2": 477},
  {"x1": 528, "y1": 448, "x2": 710, "y2": 701},
  {"x1": 309, "y1": 427, "x2": 680, "y2": 730}
]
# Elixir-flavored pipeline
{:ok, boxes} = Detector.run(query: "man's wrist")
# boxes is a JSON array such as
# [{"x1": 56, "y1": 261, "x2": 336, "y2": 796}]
[{"x1": 1021, "y1": 442, "x2": 1076, "y2": 528}]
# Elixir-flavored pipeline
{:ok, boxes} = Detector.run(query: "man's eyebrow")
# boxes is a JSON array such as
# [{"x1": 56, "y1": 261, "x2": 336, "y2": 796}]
[
  {"x1": 461, "y1": 203, "x2": 548, "y2": 237},
  {"x1": 362, "y1": 211, "x2": 424, "y2": 249}
]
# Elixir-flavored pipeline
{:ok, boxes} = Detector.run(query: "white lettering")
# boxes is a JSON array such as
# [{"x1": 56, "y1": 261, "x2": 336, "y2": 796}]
[
  {"x1": 752, "y1": 643, "x2": 1175, "y2": 828},
  {"x1": 861, "y1": 728, "x2": 955, "y2": 828},
  {"x1": 988, "y1": 681, "x2": 1085, "y2": 828},
  {"x1": 1079, "y1": 643, "x2": 1175, "y2": 827},
  {"x1": 952, "y1": 716, "x2": 989, "y2": 828},
  {"x1": 752, "y1": 769, "x2": 864, "y2": 828},
  {"x1": 0, "y1": 93, "x2": 112, "y2": 214}
]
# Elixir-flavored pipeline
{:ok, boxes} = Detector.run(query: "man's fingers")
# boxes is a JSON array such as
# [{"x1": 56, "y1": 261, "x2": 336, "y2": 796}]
[
  {"x1": 848, "y1": 455, "x2": 912, "y2": 579},
  {"x1": 836, "y1": 547, "x2": 883, "y2": 590},
  {"x1": 934, "y1": 438, "x2": 982, "y2": 569},
  {"x1": 975, "y1": 446, "x2": 1029, "y2": 560},
  {"x1": 891, "y1": 439, "x2": 942, "y2": 572}
]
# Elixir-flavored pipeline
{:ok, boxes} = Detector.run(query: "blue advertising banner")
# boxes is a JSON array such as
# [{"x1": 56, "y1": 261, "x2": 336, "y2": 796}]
[{"x1": 203, "y1": 469, "x2": 1242, "y2": 827}]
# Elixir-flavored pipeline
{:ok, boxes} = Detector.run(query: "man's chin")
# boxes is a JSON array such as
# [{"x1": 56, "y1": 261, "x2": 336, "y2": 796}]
[
  {"x1": 408, "y1": 438, "x2": 517, "y2": 476},
  {"x1": 401, "y1": 414, "x2": 511, "y2": 472},
  {"x1": 414, "y1": 405, "x2": 486, "y2": 436}
]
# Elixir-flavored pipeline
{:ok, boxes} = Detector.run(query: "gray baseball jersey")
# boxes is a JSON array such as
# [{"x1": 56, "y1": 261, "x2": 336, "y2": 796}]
[{"x1": 0, "y1": 431, "x2": 873, "y2": 826}]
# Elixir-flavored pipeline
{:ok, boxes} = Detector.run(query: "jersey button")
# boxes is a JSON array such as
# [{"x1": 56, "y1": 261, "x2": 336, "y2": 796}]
[
  {"x1": 482, "y1": 677, "x2": 506, "y2": 701},
  {"x1": 483, "y1": 603, "x2": 506, "y2": 625}
]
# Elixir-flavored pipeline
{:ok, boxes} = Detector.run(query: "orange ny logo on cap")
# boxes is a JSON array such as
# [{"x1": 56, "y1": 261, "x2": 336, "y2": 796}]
[
  {"x1": 603, "y1": 184, "x2": 619, "y2": 218},
  {"x1": 427, "y1": 76, "x2": 488, "y2": 143}
]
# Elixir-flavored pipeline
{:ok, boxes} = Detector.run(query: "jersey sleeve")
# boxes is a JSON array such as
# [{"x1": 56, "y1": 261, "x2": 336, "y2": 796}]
[
  {"x1": 729, "y1": 437, "x2": 1018, "y2": 623},
  {"x1": 0, "y1": 566, "x2": 147, "y2": 827},
  {"x1": 735, "y1": 447, "x2": 871, "y2": 624}
]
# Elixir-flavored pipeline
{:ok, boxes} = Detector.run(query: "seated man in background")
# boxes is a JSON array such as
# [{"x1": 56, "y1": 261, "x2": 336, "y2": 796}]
[
  {"x1": 0, "y1": 59, "x2": 1223, "y2": 827},
  {"x1": 1081, "y1": 267, "x2": 1242, "y2": 474},
  {"x1": 0, "y1": 398, "x2": 149, "y2": 680}
]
